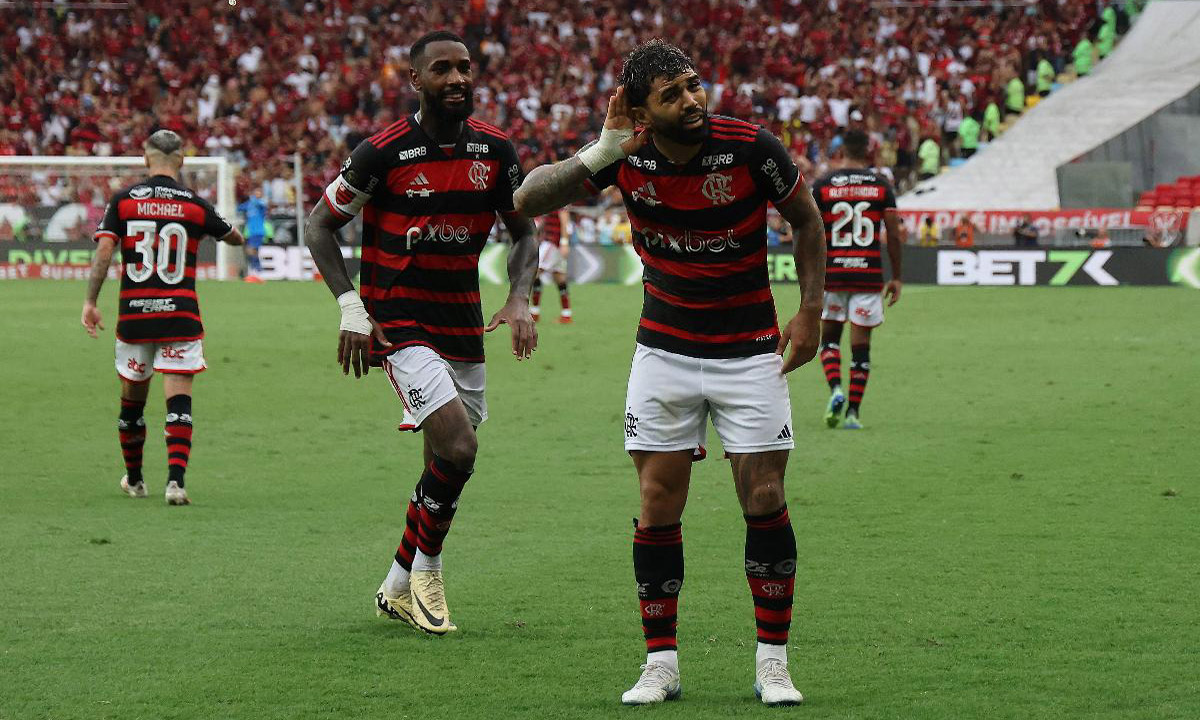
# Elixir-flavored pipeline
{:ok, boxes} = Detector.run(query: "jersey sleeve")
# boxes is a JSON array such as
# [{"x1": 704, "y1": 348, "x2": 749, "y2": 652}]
[
  {"x1": 324, "y1": 139, "x2": 389, "y2": 220},
  {"x1": 881, "y1": 178, "x2": 898, "y2": 209},
  {"x1": 201, "y1": 198, "x2": 234, "y2": 239},
  {"x1": 751, "y1": 128, "x2": 803, "y2": 206},
  {"x1": 93, "y1": 195, "x2": 122, "y2": 243},
  {"x1": 494, "y1": 139, "x2": 525, "y2": 215}
]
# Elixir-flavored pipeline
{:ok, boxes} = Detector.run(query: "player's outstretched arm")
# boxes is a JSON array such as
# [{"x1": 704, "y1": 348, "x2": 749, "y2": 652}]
[
  {"x1": 305, "y1": 200, "x2": 390, "y2": 378},
  {"x1": 774, "y1": 189, "x2": 827, "y2": 373},
  {"x1": 485, "y1": 212, "x2": 538, "y2": 360},
  {"x1": 883, "y1": 209, "x2": 904, "y2": 306},
  {"x1": 514, "y1": 87, "x2": 649, "y2": 217},
  {"x1": 219, "y1": 228, "x2": 245, "y2": 246},
  {"x1": 82, "y1": 235, "x2": 117, "y2": 338}
]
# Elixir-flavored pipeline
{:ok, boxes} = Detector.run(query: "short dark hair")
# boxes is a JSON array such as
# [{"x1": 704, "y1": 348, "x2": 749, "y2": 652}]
[
  {"x1": 144, "y1": 129, "x2": 182, "y2": 155},
  {"x1": 619, "y1": 39, "x2": 696, "y2": 107},
  {"x1": 842, "y1": 129, "x2": 869, "y2": 160},
  {"x1": 410, "y1": 30, "x2": 466, "y2": 67}
]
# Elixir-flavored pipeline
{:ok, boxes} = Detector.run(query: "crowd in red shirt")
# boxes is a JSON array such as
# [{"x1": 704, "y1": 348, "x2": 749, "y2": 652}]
[{"x1": 0, "y1": 0, "x2": 1105, "y2": 215}]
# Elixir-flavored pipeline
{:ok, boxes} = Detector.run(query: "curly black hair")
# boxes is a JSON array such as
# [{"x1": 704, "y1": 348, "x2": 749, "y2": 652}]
[
  {"x1": 410, "y1": 30, "x2": 466, "y2": 67},
  {"x1": 619, "y1": 39, "x2": 696, "y2": 107}
]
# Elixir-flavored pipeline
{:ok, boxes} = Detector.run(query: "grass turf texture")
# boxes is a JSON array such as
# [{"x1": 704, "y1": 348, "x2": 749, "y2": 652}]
[{"x1": 1, "y1": 280, "x2": 1197, "y2": 720}]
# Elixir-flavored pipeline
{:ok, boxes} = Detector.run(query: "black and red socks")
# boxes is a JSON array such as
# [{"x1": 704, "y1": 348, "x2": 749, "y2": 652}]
[
  {"x1": 165, "y1": 394, "x2": 192, "y2": 486},
  {"x1": 118, "y1": 396, "x2": 147, "y2": 485}
]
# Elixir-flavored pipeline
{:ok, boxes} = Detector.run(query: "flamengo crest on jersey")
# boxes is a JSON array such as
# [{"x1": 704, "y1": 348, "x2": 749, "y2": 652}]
[
  {"x1": 323, "y1": 115, "x2": 524, "y2": 363},
  {"x1": 811, "y1": 168, "x2": 897, "y2": 293},
  {"x1": 586, "y1": 116, "x2": 803, "y2": 359},
  {"x1": 92, "y1": 175, "x2": 232, "y2": 343}
]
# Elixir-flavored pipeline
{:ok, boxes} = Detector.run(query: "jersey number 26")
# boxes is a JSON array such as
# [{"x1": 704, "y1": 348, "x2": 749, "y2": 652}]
[{"x1": 830, "y1": 201, "x2": 875, "y2": 247}]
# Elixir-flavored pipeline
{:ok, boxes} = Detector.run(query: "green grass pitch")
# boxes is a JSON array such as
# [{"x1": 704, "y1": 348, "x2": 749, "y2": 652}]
[{"x1": 1, "y1": 280, "x2": 1197, "y2": 719}]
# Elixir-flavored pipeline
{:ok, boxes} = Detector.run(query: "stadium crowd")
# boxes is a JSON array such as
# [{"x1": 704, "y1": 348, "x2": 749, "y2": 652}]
[{"x1": 0, "y1": 0, "x2": 1132, "y2": 221}]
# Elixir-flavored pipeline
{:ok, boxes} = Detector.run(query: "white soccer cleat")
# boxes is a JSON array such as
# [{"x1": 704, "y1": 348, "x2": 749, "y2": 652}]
[
  {"x1": 164, "y1": 480, "x2": 190, "y2": 506},
  {"x1": 119, "y1": 475, "x2": 147, "y2": 498},
  {"x1": 753, "y1": 658, "x2": 804, "y2": 706},
  {"x1": 621, "y1": 662, "x2": 681, "y2": 705}
]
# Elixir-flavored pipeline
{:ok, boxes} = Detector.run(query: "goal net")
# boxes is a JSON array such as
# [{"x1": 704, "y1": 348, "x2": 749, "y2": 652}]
[{"x1": 0, "y1": 156, "x2": 239, "y2": 280}]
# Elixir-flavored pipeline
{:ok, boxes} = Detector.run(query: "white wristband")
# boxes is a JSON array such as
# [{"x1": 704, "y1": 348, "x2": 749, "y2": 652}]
[
  {"x1": 337, "y1": 290, "x2": 372, "y2": 336},
  {"x1": 577, "y1": 126, "x2": 634, "y2": 173}
]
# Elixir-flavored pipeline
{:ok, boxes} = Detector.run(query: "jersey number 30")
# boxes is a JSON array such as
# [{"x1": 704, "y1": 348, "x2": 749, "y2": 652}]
[
  {"x1": 126, "y1": 221, "x2": 189, "y2": 285},
  {"x1": 830, "y1": 201, "x2": 875, "y2": 247}
]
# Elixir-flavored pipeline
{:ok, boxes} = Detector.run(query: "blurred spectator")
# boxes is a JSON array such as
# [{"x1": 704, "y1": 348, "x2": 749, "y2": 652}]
[
  {"x1": 957, "y1": 110, "x2": 980, "y2": 159},
  {"x1": 918, "y1": 216, "x2": 940, "y2": 247},
  {"x1": 1090, "y1": 226, "x2": 1111, "y2": 248},
  {"x1": 917, "y1": 135, "x2": 941, "y2": 181},
  {"x1": 1013, "y1": 213, "x2": 1039, "y2": 247},
  {"x1": 1036, "y1": 54, "x2": 1055, "y2": 98},
  {"x1": 1005, "y1": 73, "x2": 1026, "y2": 118},
  {"x1": 1074, "y1": 32, "x2": 1096, "y2": 76},
  {"x1": 954, "y1": 217, "x2": 976, "y2": 248}
]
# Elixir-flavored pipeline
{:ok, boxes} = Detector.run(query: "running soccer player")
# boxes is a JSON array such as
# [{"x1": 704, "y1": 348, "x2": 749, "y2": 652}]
[
  {"x1": 304, "y1": 31, "x2": 538, "y2": 636},
  {"x1": 515, "y1": 40, "x2": 825, "y2": 707},
  {"x1": 531, "y1": 208, "x2": 572, "y2": 323},
  {"x1": 81, "y1": 130, "x2": 245, "y2": 505},
  {"x1": 810, "y1": 130, "x2": 904, "y2": 429}
]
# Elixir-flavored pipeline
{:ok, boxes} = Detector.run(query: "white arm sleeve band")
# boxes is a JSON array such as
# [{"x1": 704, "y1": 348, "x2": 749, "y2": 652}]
[
  {"x1": 337, "y1": 291, "x2": 372, "y2": 335},
  {"x1": 577, "y1": 126, "x2": 634, "y2": 173}
]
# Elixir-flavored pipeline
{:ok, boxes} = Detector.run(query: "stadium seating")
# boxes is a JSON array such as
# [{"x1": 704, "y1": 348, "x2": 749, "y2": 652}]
[
  {"x1": 901, "y1": 1, "x2": 1200, "y2": 209},
  {"x1": 0, "y1": 1, "x2": 1106, "y2": 211}
]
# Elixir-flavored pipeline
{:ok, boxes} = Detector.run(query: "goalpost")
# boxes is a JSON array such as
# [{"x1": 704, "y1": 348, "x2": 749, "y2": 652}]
[{"x1": 0, "y1": 155, "x2": 239, "y2": 279}]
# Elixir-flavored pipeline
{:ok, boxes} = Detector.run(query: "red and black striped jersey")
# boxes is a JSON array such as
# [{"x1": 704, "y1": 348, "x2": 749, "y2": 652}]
[
  {"x1": 539, "y1": 211, "x2": 566, "y2": 245},
  {"x1": 93, "y1": 175, "x2": 232, "y2": 343},
  {"x1": 810, "y1": 168, "x2": 897, "y2": 293},
  {"x1": 586, "y1": 115, "x2": 804, "y2": 359},
  {"x1": 323, "y1": 115, "x2": 524, "y2": 363}
]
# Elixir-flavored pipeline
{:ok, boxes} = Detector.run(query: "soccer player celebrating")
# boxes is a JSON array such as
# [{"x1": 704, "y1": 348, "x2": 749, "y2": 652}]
[
  {"x1": 81, "y1": 130, "x2": 245, "y2": 505},
  {"x1": 304, "y1": 31, "x2": 538, "y2": 636},
  {"x1": 810, "y1": 130, "x2": 904, "y2": 429},
  {"x1": 531, "y1": 208, "x2": 572, "y2": 323},
  {"x1": 515, "y1": 40, "x2": 826, "y2": 706}
]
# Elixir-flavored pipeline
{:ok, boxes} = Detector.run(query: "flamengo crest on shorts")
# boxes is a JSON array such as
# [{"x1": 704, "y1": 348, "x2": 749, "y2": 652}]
[
  {"x1": 586, "y1": 116, "x2": 804, "y2": 360},
  {"x1": 811, "y1": 167, "x2": 897, "y2": 294},
  {"x1": 323, "y1": 115, "x2": 525, "y2": 364},
  {"x1": 92, "y1": 175, "x2": 232, "y2": 343}
]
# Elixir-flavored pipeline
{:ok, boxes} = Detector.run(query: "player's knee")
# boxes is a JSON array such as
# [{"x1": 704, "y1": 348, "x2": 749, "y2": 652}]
[
  {"x1": 441, "y1": 432, "x2": 478, "y2": 471},
  {"x1": 744, "y1": 480, "x2": 786, "y2": 515}
]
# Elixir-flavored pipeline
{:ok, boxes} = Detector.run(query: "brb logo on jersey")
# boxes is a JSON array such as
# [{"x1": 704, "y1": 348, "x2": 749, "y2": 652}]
[
  {"x1": 701, "y1": 172, "x2": 735, "y2": 206},
  {"x1": 468, "y1": 161, "x2": 491, "y2": 190}
]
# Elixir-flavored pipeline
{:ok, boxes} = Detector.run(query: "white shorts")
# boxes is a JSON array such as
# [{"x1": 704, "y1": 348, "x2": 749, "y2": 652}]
[
  {"x1": 624, "y1": 344, "x2": 794, "y2": 455},
  {"x1": 383, "y1": 345, "x2": 487, "y2": 430},
  {"x1": 822, "y1": 291, "x2": 884, "y2": 327},
  {"x1": 538, "y1": 241, "x2": 567, "y2": 275},
  {"x1": 115, "y1": 339, "x2": 206, "y2": 382}
]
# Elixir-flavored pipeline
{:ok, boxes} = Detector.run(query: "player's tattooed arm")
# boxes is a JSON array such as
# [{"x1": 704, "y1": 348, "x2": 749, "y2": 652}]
[
  {"x1": 486, "y1": 212, "x2": 539, "y2": 360},
  {"x1": 883, "y1": 209, "x2": 904, "y2": 306},
  {"x1": 305, "y1": 200, "x2": 390, "y2": 378},
  {"x1": 304, "y1": 200, "x2": 356, "y2": 298},
  {"x1": 513, "y1": 157, "x2": 595, "y2": 218},
  {"x1": 774, "y1": 189, "x2": 826, "y2": 372},
  {"x1": 82, "y1": 235, "x2": 117, "y2": 338}
]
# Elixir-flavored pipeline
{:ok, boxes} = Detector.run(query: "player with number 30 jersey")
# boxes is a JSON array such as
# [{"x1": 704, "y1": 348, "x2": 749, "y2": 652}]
[{"x1": 82, "y1": 130, "x2": 244, "y2": 505}]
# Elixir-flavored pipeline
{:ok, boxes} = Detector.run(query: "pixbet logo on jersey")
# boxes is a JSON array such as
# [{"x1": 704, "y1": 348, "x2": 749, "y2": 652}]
[
  {"x1": 405, "y1": 223, "x2": 472, "y2": 250},
  {"x1": 640, "y1": 227, "x2": 740, "y2": 254}
]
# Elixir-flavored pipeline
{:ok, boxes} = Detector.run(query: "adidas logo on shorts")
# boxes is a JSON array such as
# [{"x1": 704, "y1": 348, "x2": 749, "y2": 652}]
[{"x1": 776, "y1": 425, "x2": 792, "y2": 440}]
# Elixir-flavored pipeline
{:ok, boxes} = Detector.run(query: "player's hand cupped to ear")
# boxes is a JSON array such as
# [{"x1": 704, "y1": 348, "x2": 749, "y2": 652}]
[
  {"x1": 605, "y1": 86, "x2": 652, "y2": 156},
  {"x1": 485, "y1": 297, "x2": 538, "y2": 360},
  {"x1": 776, "y1": 308, "x2": 821, "y2": 373},
  {"x1": 338, "y1": 317, "x2": 391, "y2": 378}
]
